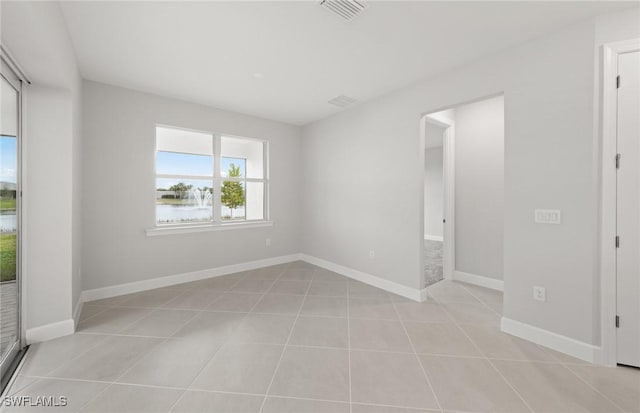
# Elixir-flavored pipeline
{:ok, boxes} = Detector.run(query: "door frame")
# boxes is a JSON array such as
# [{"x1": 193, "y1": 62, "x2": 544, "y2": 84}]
[
  {"x1": 0, "y1": 45, "x2": 29, "y2": 389},
  {"x1": 600, "y1": 38, "x2": 640, "y2": 367},
  {"x1": 421, "y1": 114, "x2": 455, "y2": 285}
]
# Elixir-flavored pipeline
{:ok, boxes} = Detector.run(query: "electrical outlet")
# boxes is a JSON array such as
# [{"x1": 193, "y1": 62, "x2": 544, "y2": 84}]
[
  {"x1": 369, "y1": 250, "x2": 375, "y2": 259},
  {"x1": 533, "y1": 286, "x2": 546, "y2": 302},
  {"x1": 265, "y1": 238, "x2": 271, "y2": 247}
]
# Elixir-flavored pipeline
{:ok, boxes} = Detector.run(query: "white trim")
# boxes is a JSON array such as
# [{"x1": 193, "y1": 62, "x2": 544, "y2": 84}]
[
  {"x1": 73, "y1": 298, "x2": 84, "y2": 329},
  {"x1": 419, "y1": 287, "x2": 429, "y2": 301},
  {"x1": 80, "y1": 254, "x2": 299, "y2": 302},
  {"x1": 501, "y1": 317, "x2": 601, "y2": 364},
  {"x1": 25, "y1": 319, "x2": 74, "y2": 345},
  {"x1": 146, "y1": 220, "x2": 273, "y2": 236},
  {"x1": 442, "y1": 124, "x2": 455, "y2": 280},
  {"x1": 19, "y1": 75, "x2": 28, "y2": 349},
  {"x1": 299, "y1": 254, "x2": 424, "y2": 302},
  {"x1": 600, "y1": 38, "x2": 640, "y2": 367},
  {"x1": 0, "y1": 44, "x2": 31, "y2": 84},
  {"x1": 423, "y1": 234, "x2": 443, "y2": 242},
  {"x1": 423, "y1": 114, "x2": 455, "y2": 285},
  {"x1": 1, "y1": 53, "x2": 27, "y2": 358},
  {"x1": 153, "y1": 128, "x2": 269, "y2": 227},
  {"x1": 453, "y1": 270, "x2": 504, "y2": 291}
]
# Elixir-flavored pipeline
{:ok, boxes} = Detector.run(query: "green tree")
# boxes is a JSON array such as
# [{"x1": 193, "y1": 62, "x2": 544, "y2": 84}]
[
  {"x1": 221, "y1": 164, "x2": 245, "y2": 218},
  {"x1": 169, "y1": 182, "x2": 193, "y2": 199}
]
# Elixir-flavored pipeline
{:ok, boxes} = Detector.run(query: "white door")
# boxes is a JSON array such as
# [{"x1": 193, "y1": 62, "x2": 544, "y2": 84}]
[{"x1": 616, "y1": 50, "x2": 640, "y2": 368}]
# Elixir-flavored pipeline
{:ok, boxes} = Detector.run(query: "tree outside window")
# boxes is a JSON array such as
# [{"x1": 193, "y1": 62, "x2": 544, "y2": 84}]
[{"x1": 221, "y1": 163, "x2": 245, "y2": 219}]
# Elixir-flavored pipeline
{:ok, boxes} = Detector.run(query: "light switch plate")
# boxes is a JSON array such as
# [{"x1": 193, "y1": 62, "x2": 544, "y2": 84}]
[{"x1": 534, "y1": 209, "x2": 561, "y2": 224}]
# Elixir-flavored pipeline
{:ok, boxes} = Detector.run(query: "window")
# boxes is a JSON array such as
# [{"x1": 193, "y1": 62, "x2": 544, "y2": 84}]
[{"x1": 155, "y1": 126, "x2": 268, "y2": 226}]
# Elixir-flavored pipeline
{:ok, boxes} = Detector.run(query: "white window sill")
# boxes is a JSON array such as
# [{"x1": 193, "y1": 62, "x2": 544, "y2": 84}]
[{"x1": 146, "y1": 221, "x2": 273, "y2": 237}]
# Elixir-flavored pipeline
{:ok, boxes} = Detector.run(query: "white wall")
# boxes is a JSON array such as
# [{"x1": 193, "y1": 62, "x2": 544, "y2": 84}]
[
  {"x1": 454, "y1": 96, "x2": 504, "y2": 280},
  {"x1": 24, "y1": 85, "x2": 74, "y2": 330},
  {"x1": 424, "y1": 147, "x2": 443, "y2": 239},
  {"x1": 1, "y1": 1, "x2": 82, "y2": 337},
  {"x1": 301, "y1": 14, "x2": 633, "y2": 346},
  {"x1": 81, "y1": 81, "x2": 301, "y2": 291}
]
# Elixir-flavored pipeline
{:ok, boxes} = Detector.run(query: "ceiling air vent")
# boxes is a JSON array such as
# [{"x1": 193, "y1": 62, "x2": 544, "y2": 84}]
[
  {"x1": 328, "y1": 95, "x2": 357, "y2": 108},
  {"x1": 320, "y1": 0, "x2": 365, "y2": 21}
]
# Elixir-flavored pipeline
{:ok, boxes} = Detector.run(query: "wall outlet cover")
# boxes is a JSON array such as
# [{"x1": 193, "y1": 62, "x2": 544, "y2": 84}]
[{"x1": 533, "y1": 286, "x2": 546, "y2": 302}]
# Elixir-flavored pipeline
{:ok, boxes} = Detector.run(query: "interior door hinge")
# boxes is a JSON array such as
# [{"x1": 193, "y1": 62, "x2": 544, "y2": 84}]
[
  {"x1": 616, "y1": 153, "x2": 621, "y2": 169},
  {"x1": 616, "y1": 236, "x2": 620, "y2": 248},
  {"x1": 616, "y1": 315, "x2": 620, "y2": 328},
  {"x1": 617, "y1": 75, "x2": 621, "y2": 89}
]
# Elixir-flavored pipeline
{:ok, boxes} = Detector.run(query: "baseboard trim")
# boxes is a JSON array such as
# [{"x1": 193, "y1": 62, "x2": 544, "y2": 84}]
[
  {"x1": 453, "y1": 270, "x2": 504, "y2": 291},
  {"x1": 73, "y1": 298, "x2": 84, "y2": 329},
  {"x1": 80, "y1": 254, "x2": 300, "y2": 303},
  {"x1": 26, "y1": 319, "x2": 75, "y2": 345},
  {"x1": 419, "y1": 287, "x2": 429, "y2": 301},
  {"x1": 424, "y1": 235, "x2": 444, "y2": 242},
  {"x1": 501, "y1": 317, "x2": 600, "y2": 363},
  {"x1": 299, "y1": 254, "x2": 424, "y2": 302}
]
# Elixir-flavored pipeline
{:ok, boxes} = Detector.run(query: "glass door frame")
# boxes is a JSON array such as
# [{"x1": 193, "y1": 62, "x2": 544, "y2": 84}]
[{"x1": 0, "y1": 54, "x2": 25, "y2": 390}]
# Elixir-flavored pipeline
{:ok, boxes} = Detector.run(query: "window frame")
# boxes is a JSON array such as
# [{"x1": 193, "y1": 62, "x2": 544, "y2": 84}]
[{"x1": 153, "y1": 124, "x2": 270, "y2": 230}]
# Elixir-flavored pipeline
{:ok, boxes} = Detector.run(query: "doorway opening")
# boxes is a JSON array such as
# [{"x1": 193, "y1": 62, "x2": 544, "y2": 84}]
[
  {"x1": 421, "y1": 95, "x2": 505, "y2": 293},
  {"x1": 422, "y1": 112, "x2": 454, "y2": 287}
]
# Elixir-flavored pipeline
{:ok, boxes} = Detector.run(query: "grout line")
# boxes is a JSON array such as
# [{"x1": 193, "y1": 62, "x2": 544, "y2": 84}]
[
  {"x1": 560, "y1": 364, "x2": 626, "y2": 412},
  {"x1": 76, "y1": 271, "x2": 259, "y2": 413},
  {"x1": 84, "y1": 297, "x2": 423, "y2": 321},
  {"x1": 19, "y1": 374, "x2": 187, "y2": 391},
  {"x1": 112, "y1": 308, "x2": 203, "y2": 369},
  {"x1": 12, "y1": 373, "x2": 436, "y2": 411},
  {"x1": 26, "y1": 270, "x2": 624, "y2": 413},
  {"x1": 389, "y1": 297, "x2": 444, "y2": 413},
  {"x1": 72, "y1": 319, "x2": 182, "y2": 411},
  {"x1": 8, "y1": 374, "x2": 470, "y2": 413},
  {"x1": 353, "y1": 401, "x2": 441, "y2": 412},
  {"x1": 257, "y1": 265, "x2": 314, "y2": 413},
  {"x1": 166, "y1": 268, "x2": 269, "y2": 413},
  {"x1": 453, "y1": 282, "x2": 502, "y2": 317},
  {"x1": 450, "y1": 280, "x2": 601, "y2": 401},
  {"x1": 438, "y1": 303, "x2": 535, "y2": 413},
  {"x1": 29, "y1": 334, "x2": 111, "y2": 379},
  {"x1": 75, "y1": 305, "x2": 112, "y2": 325},
  {"x1": 13, "y1": 268, "x2": 264, "y2": 412}
]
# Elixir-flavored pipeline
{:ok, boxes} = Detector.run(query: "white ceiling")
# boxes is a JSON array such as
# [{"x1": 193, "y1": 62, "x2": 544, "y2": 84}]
[{"x1": 59, "y1": 1, "x2": 636, "y2": 126}]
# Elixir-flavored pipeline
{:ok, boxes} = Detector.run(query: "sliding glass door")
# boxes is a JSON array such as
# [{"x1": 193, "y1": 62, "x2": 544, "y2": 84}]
[{"x1": 0, "y1": 58, "x2": 22, "y2": 389}]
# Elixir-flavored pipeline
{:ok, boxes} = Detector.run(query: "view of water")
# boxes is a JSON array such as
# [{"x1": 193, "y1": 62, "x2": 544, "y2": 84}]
[
  {"x1": 0, "y1": 214, "x2": 16, "y2": 232},
  {"x1": 156, "y1": 204, "x2": 245, "y2": 224}
]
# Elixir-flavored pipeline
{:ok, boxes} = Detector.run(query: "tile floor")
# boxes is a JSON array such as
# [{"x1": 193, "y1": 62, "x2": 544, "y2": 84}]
[{"x1": 4, "y1": 261, "x2": 640, "y2": 412}]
